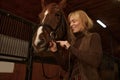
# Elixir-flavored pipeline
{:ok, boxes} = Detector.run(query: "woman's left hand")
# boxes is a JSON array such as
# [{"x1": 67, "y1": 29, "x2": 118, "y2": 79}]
[{"x1": 49, "y1": 41, "x2": 57, "y2": 52}]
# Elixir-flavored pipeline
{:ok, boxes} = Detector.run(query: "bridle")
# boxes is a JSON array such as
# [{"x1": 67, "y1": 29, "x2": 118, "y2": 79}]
[{"x1": 40, "y1": 13, "x2": 66, "y2": 41}]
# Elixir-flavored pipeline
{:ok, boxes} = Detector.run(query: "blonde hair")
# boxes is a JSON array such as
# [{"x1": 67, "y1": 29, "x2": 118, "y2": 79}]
[{"x1": 68, "y1": 10, "x2": 93, "y2": 31}]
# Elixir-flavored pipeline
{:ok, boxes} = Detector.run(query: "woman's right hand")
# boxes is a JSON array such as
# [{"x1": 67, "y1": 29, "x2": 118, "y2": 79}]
[
  {"x1": 56, "y1": 41, "x2": 70, "y2": 49},
  {"x1": 49, "y1": 41, "x2": 57, "y2": 52}
]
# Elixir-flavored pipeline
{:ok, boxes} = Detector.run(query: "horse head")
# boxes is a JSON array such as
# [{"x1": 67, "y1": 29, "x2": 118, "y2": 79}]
[{"x1": 32, "y1": 0, "x2": 72, "y2": 53}]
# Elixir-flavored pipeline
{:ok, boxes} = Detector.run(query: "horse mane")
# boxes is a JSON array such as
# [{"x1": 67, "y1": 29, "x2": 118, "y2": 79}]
[{"x1": 61, "y1": 11, "x2": 75, "y2": 46}]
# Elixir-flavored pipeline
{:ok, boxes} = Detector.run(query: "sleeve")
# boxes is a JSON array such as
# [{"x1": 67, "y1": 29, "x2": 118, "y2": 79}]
[{"x1": 68, "y1": 33, "x2": 103, "y2": 68}]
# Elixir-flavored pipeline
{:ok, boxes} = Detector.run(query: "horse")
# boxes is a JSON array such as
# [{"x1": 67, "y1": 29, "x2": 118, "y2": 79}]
[
  {"x1": 32, "y1": 0, "x2": 74, "y2": 79},
  {"x1": 32, "y1": 0, "x2": 73, "y2": 54}
]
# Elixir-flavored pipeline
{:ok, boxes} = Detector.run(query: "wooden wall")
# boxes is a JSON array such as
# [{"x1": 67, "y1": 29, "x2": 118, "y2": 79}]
[
  {"x1": 0, "y1": 63, "x2": 26, "y2": 80},
  {"x1": 0, "y1": 62, "x2": 66, "y2": 80}
]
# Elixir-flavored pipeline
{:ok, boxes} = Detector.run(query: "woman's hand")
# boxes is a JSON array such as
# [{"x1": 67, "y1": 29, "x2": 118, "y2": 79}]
[
  {"x1": 56, "y1": 41, "x2": 70, "y2": 49},
  {"x1": 49, "y1": 40, "x2": 71, "y2": 53},
  {"x1": 49, "y1": 41, "x2": 57, "y2": 52}
]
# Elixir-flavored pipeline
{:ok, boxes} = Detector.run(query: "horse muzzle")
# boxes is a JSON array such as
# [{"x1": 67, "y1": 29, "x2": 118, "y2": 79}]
[{"x1": 32, "y1": 39, "x2": 50, "y2": 53}]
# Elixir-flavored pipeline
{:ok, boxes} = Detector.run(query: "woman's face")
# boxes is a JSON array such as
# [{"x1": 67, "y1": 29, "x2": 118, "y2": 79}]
[{"x1": 69, "y1": 14, "x2": 84, "y2": 33}]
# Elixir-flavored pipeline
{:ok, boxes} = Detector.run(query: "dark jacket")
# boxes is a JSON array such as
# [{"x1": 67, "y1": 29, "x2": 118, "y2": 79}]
[{"x1": 68, "y1": 32, "x2": 103, "y2": 80}]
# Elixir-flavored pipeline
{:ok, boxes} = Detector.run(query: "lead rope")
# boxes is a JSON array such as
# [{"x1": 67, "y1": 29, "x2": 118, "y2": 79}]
[{"x1": 68, "y1": 51, "x2": 71, "y2": 80}]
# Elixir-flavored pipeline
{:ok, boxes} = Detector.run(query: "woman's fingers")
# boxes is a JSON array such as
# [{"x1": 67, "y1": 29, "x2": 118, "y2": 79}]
[
  {"x1": 49, "y1": 41, "x2": 57, "y2": 52},
  {"x1": 56, "y1": 41, "x2": 70, "y2": 49},
  {"x1": 49, "y1": 41, "x2": 56, "y2": 47},
  {"x1": 56, "y1": 41, "x2": 61, "y2": 43},
  {"x1": 56, "y1": 41, "x2": 66, "y2": 48},
  {"x1": 49, "y1": 41, "x2": 53, "y2": 47}
]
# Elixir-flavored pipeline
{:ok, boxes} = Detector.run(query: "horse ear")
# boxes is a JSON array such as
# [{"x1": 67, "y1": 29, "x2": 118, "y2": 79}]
[
  {"x1": 59, "y1": 0, "x2": 67, "y2": 9},
  {"x1": 41, "y1": 0, "x2": 47, "y2": 9}
]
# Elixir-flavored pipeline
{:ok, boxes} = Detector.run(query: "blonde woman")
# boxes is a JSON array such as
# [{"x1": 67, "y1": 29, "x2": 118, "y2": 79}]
[{"x1": 50, "y1": 10, "x2": 103, "y2": 80}]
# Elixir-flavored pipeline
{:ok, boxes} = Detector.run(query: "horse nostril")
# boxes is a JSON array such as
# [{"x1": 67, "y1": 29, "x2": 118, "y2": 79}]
[{"x1": 41, "y1": 38, "x2": 45, "y2": 43}]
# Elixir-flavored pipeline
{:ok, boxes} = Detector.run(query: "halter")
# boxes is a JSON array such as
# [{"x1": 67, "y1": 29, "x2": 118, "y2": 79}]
[{"x1": 39, "y1": 12, "x2": 66, "y2": 41}]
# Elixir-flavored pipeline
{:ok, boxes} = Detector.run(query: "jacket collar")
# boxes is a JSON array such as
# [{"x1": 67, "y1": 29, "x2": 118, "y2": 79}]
[{"x1": 74, "y1": 31, "x2": 84, "y2": 39}]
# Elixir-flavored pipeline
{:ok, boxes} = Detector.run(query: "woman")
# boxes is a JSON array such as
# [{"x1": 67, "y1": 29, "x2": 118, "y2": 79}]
[{"x1": 50, "y1": 10, "x2": 103, "y2": 80}]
